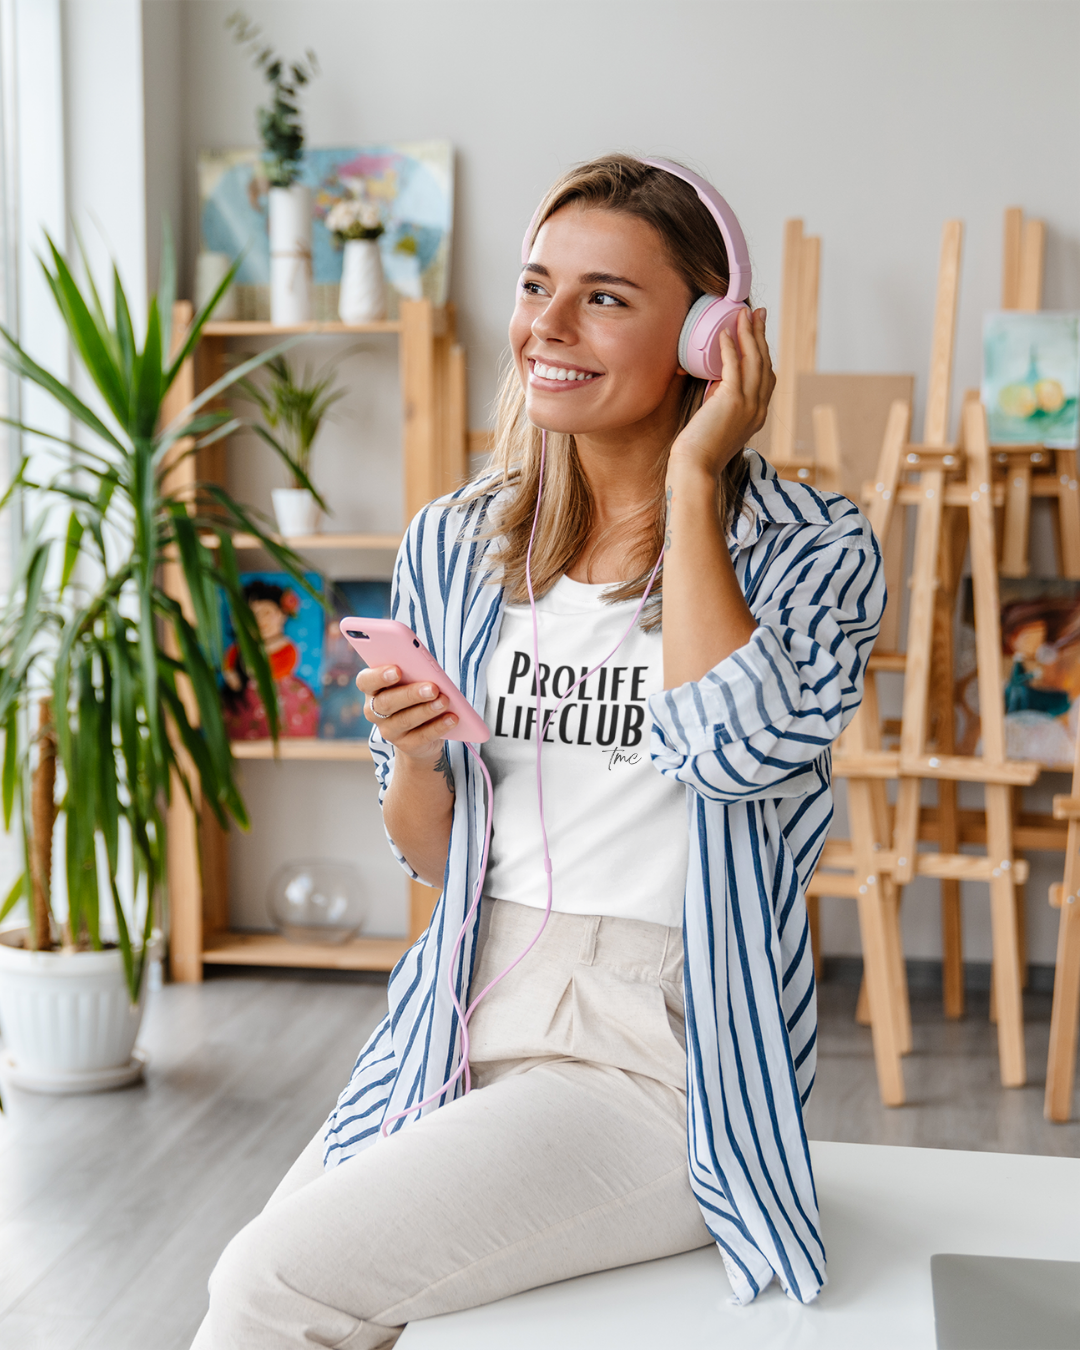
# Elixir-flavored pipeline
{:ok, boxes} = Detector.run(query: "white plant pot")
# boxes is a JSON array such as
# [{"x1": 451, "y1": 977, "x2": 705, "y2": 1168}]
[
  {"x1": 338, "y1": 238, "x2": 386, "y2": 324},
  {"x1": 0, "y1": 928, "x2": 154, "y2": 1094},
  {"x1": 272, "y1": 487, "x2": 322, "y2": 537},
  {"x1": 269, "y1": 185, "x2": 312, "y2": 325}
]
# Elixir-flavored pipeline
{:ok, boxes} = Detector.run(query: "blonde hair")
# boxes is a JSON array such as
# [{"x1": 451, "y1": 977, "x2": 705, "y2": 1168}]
[{"x1": 470, "y1": 152, "x2": 750, "y2": 629}]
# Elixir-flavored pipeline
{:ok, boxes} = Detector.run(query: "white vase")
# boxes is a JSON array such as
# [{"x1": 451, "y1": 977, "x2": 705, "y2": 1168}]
[
  {"x1": 269, "y1": 185, "x2": 312, "y2": 325},
  {"x1": 0, "y1": 928, "x2": 155, "y2": 1093},
  {"x1": 338, "y1": 238, "x2": 386, "y2": 324},
  {"x1": 272, "y1": 487, "x2": 322, "y2": 537}
]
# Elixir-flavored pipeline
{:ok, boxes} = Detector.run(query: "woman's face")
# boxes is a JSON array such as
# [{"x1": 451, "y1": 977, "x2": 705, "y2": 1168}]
[
  {"x1": 250, "y1": 598, "x2": 286, "y2": 642},
  {"x1": 509, "y1": 203, "x2": 693, "y2": 438}
]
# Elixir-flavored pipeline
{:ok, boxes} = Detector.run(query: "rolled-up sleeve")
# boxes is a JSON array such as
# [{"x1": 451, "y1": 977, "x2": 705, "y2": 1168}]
[{"x1": 648, "y1": 529, "x2": 884, "y2": 803}]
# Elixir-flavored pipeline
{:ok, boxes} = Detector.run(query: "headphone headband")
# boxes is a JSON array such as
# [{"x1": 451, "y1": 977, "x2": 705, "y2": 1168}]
[
  {"x1": 519, "y1": 156, "x2": 751, "y2": 304},
  {"x1": 640, "y1": 158, "x2": 751, "y2": 304}
]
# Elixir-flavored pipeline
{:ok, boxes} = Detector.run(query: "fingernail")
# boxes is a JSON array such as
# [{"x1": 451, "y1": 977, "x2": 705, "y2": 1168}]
[
  {"x1": 421, "y1": 684, "x2": 435, "y2": 698},
  {"x1": 445, "y1": 714, "x2": 457, "y2": 725},
  {"x1": 385, "y1": 667, "x2": 399, "y2": 681}
]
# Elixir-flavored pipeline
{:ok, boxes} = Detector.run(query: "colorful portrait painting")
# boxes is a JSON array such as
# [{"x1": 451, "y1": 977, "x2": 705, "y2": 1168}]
[
  {"x1": 219, "y1": 573, "x2": 325, "y2": 741},
  {"x1": 956, "y1": 577, "x2": 1080, "y2": 770},
  {"x1": 982, "y1": 312, "x2": 1080, "y2": 447}
]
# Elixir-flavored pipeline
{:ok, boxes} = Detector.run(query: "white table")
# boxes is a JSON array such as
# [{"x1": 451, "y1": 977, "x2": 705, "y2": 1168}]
[{"x1": 398, "y1": 1141, "x2": 1080, "y2": 1349}]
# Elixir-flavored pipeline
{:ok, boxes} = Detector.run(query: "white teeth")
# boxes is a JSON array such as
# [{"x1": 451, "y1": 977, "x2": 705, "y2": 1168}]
[{"x1": 533, "y1": 362, "x2": 595, "y2": 382}]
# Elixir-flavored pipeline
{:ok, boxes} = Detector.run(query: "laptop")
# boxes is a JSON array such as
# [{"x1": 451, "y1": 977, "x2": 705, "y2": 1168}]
[{"x1": 932, "y1": 1253, "x2": 1080, "y2": 1349}]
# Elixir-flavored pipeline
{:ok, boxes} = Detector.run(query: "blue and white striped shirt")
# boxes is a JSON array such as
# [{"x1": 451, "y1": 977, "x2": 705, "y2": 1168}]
[{"x1": 324, "y1": 449, "x2": 885, "y2": 1306}]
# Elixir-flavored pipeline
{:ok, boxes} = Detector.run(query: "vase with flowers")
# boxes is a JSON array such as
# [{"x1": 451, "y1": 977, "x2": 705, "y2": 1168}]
[{"x1": 327, "y1": 187, "x2": 387, "y2": 324}]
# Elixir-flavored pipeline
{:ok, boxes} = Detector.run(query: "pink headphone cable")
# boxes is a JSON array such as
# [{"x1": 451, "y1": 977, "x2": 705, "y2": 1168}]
[{"x1": 381, "y1": 429, "x2": 663, "y2": 1135}]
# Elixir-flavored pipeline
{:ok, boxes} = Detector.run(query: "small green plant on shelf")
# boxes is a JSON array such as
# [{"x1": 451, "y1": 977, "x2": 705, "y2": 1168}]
[
  {"x1": 226, "y1": 10, "x2": 318, "y2": 188},
  {"x1": 0, "y1": 227, "x2": 316, "y2": 1000},
  {"x1": 236, "y1": 354, "x2": 342, "y2": 508}
]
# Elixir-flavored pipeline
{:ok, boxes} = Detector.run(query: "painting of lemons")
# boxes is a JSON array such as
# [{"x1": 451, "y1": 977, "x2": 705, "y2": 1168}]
[{"x1": 983, "y1": 312, "x2": 1080, "y2": 446}]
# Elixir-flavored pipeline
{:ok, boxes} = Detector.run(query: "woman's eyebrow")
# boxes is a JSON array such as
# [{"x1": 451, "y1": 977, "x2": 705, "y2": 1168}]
[
  {"x1": 521, "y1": 262, "x2": 642, "y2": 290},
  {"x1": 579, "y1": 270, "x2": 642, "y2": 290}
]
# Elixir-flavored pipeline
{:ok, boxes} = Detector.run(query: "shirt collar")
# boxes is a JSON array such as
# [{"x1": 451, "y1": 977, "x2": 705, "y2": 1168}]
[{"x1": 727, "y1": 449, "x2": 833, "y2": 550}]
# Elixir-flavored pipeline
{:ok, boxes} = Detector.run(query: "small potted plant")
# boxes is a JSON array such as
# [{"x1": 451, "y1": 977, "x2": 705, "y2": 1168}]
[
  {"x1": 237, "y1": 354, "x2": 342, "y2": 536},
  {"x1": 228, "y1": 11, "x2": 318, "y2": 324},
  {"x1": 327, "y1": 182, "x2": 387, "y2": 324}
]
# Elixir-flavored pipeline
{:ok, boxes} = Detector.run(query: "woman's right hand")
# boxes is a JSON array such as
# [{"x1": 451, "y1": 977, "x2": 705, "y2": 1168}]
[{"x1": 358, "y1": 665, "x2": 459, "y2": 763}]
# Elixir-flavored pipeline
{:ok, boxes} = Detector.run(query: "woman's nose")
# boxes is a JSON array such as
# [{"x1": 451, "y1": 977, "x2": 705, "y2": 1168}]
[{"x1": 532, "y1": 295, "x2": 575, "y2": 344}]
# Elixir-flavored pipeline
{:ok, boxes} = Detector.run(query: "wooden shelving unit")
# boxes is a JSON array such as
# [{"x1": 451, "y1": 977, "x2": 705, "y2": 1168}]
[
  {"x1": 229, "y1": 738, "x2": 373, "y2": 761},
  {"x1": 162, "y1": 299, "x2": 467, "y2": 982}
]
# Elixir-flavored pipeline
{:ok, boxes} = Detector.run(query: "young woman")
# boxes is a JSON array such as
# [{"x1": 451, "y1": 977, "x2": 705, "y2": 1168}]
[{"x1": 193, "y1": 154, "x2": 884, "y2": 1348}]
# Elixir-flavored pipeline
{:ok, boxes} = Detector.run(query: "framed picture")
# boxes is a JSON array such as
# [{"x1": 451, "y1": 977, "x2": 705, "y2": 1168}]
[
  {"x1": 198, "y1": 142, "x2": 454, "y2": 320},
  {"x1": 218, "y1": 572, "x2": 325, "y2": 741},
  {"x1": 982, "y1": 312, "x2": 1080, "y2": 447},
  {"x1": 956, "y1": 577, "x2": 1080, "y2": 770},
  {"x1": 319, "y1": 580, "x2": 393, "y2": 740}
]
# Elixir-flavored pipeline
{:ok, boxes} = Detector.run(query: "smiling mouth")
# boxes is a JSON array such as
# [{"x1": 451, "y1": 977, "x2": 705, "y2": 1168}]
[{"x1": 528, "y1": 358, "x2": 601, "y2": 384}]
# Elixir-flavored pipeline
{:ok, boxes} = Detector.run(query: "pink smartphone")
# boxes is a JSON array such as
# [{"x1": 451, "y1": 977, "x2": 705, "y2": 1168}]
[{"x1": 339, "y1": 617, "x2": 491, "y2": 744}]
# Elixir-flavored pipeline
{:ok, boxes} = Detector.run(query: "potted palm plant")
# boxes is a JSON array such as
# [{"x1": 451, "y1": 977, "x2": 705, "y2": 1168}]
[
  {"x1": 0, "y1": 231, "x2": 314, "y2": 1093},
  {"x1": 237, "y1": 354, "x2": 341, "y2": 536}
]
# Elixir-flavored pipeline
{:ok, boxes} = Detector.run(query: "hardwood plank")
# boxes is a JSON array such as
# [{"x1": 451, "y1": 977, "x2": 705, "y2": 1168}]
[{"x1": 0, "y1": 1312, "x2": 97, "y2": 1350}]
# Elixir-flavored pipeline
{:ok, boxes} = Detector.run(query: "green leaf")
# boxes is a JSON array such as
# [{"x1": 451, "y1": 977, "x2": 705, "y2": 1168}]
[
  {"x1": 2, "y1": 701, "x2": 19, "y2": 831},
  {"x1": 61, "y1": 511, "x2": 85, "y2": 589},
  {"x1": 0, "y1": 323, "x2": 126, "y2": 453},
  {"x1": 163, "y1": 250, "x2": 247, "y2": 389},
  {"x1": 131, "y1": 298, "x2": 163, "y2": 439},
  {"x1": 41, "y1": 237, "x2": 128, "y2": 425},
  {"x1": 0, "y1": 872, "x2": 25, "y2": 924},
  {"x1": 249, "y1": 425, "x2": 330, "y2": 512}
]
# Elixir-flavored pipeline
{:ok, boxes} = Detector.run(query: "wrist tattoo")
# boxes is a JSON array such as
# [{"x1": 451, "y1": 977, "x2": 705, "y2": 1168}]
[
  {"x1": 664, "y1": 486, "x2": 673, "y2": 550},
  {"x1": 435, "y1": 745, "x2": 455, "y2": 794}
]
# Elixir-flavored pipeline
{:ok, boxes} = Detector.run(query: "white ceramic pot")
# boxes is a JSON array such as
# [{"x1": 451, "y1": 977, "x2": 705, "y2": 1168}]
[
  {"x1": 0, "y1": 928, "x2": 152, "y2": 1093},
  {"x1": 338, "y1": 238, "x2": 386, "y2": 324},
  {"x1": 272, "y1": 487, "x2": 322, "y2": 537},
  {"x1": 269, "y1": 185, "x2": 312, "y2": 325}
]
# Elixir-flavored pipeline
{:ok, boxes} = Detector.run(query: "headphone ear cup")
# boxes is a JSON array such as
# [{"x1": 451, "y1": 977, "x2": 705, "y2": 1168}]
[{"x1": 677, "y1": 295, "x2": 744, "y2": 381}]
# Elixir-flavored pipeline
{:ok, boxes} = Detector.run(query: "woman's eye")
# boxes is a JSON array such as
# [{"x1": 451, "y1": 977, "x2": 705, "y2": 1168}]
[
  {"x1": 520, "y1": 280, "x2": 547, "y2": 297},
  {"x1": 590, "y1": 291, "x2": 625, "y2": 308}
]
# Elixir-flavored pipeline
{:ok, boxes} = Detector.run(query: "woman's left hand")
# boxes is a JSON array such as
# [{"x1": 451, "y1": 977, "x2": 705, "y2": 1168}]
[{"x1": 669, "y1": 307, "x2": 774, "y2": 479}]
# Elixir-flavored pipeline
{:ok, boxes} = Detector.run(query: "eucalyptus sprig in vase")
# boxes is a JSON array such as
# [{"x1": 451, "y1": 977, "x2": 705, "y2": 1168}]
[{"x1": 228, "y1": 10, "x2": 319, "y2": 324}]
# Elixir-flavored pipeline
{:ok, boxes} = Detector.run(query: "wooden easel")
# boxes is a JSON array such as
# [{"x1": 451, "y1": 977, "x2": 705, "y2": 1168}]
[
  {"x1": 768, "y1": 218, "x2": 821, "y2": 480},
  {"x1": 815, "y1": 221, "x2": 1043, "y2": 1105}
]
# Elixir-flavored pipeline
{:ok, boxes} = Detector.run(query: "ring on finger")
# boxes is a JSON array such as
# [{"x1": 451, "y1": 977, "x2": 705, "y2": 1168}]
[{"x1": 368, "y1": 696, "x2": 390, "y2": 720}]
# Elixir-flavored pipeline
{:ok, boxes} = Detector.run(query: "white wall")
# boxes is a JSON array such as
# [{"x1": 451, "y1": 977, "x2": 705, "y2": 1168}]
[{"x1": 170, "y1": 0, "x2": 1080, "y2": 958}]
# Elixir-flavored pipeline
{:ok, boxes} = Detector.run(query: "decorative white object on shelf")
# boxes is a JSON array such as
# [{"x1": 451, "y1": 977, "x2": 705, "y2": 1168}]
[
  {"x1": 269, "y1": 185, "x2": 312, "y2": 324},
  {"x1": 338, "y1": 238, "x2": 387, "y2": 324},
  {"x1": 272, "y1": 487, "x2": 322, "y2": 536},
  {"x1": 194, "y1": 251, "x2": 238, "y2": 320},
  {"x1": 0, "y1": 928, "x2": 160, "y2": 1093}
]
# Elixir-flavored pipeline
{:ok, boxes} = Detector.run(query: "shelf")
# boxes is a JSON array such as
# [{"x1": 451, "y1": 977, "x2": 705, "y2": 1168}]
[
  {"x1": 202, "y1": 320, "x2": 403, "y2": 336},
  {"x1": 202, "y1": 930, "x2": 408, "y2": 971},
  {"x1": 230, "y1": 738, "x2": 372, "y2": 761},
  {"x1": 228, "y1": 531, "x2": 402, "y2": 552}
]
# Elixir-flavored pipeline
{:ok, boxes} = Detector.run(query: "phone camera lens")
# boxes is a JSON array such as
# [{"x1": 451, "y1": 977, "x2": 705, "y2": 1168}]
[{"x1": 413, "y1": 639, "x2": 420, "y2": 647}]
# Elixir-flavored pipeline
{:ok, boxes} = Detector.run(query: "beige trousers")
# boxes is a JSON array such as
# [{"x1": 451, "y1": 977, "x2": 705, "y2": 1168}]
[{"x1": 191, "y1": 899, "x2": 712, "y2": 1349}]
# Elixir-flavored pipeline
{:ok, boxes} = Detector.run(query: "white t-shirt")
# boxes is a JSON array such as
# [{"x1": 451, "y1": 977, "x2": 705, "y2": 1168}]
[{"x1": 480, "y1": 575, "x2": 689, "y2": 927}]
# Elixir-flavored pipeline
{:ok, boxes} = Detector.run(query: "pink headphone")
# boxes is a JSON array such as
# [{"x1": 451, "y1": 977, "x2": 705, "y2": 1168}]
[{"x1": 520, "y1": 156, "x2": 752, "y2": 381}]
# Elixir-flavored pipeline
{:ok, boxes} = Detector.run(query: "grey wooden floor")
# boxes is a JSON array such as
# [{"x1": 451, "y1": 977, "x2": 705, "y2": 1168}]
[{"x1": 0, "y1": 971, "x2": 1077, "y2": 1350}]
